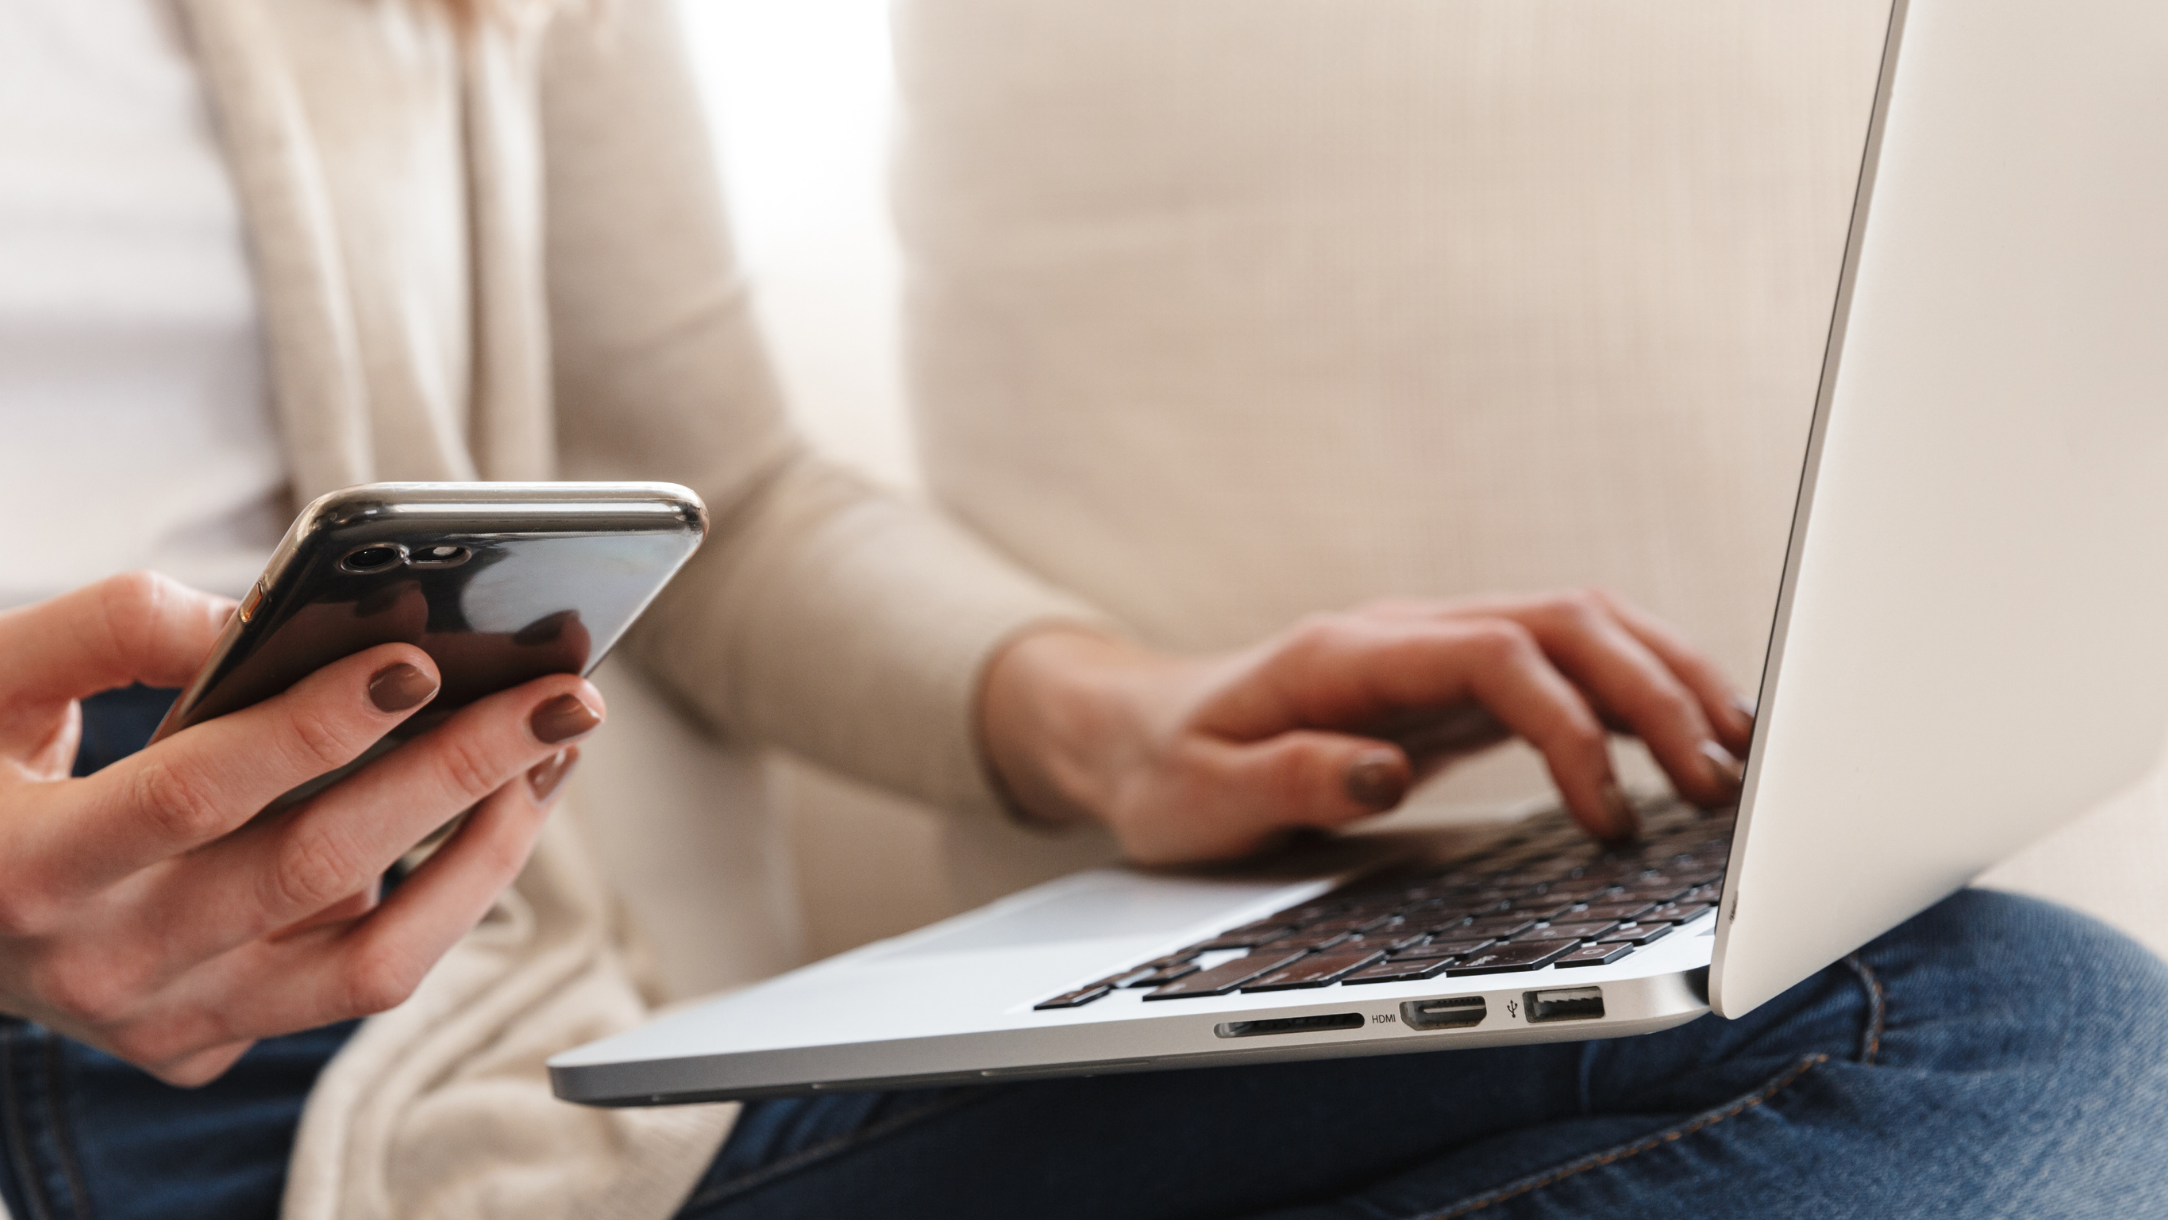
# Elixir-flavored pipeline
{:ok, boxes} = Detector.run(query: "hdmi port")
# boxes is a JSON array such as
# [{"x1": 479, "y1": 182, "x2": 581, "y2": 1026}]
[
  {"x1": 1401, "y1": 996, "x2": 1487, "y2": 1030},
  {"x1": 1216, "y1": 1012, "x2": 1365, "y2": 1039}
]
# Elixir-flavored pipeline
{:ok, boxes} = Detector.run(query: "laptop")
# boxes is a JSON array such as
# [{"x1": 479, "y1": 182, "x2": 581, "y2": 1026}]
[{"x1": 550, "y1": 0, "x2": 2168, "y2": 1108}]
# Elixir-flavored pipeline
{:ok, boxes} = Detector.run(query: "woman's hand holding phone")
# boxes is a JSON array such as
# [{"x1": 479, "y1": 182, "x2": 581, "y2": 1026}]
[{"x1": 0, "y1": 573, "x2": 603, "y2": 1085}]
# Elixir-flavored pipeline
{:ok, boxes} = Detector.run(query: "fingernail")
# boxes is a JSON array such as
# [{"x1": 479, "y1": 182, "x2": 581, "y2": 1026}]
[
  {"x1": 1344, "y1": 750, "x2": 1408, "y2": 809},
  {"x1": 1699, "y1": 739, "x2": 1746, "y2": 790},
  {"x1": 368, "y1": 663, "x2": 438, "y2": 713},
  {"x1": 1731, "y1": 693, "x2": 1759, "y2": 723},
  {"x1": 527, "y1": 747, "x2": 579, "y2": 803},
  {"x1": 1599, "y1": 780, "x2": 1641, "y2": 844},
  {"x1": 530, "y1": 693, "x2": 602, "y2": 744}
]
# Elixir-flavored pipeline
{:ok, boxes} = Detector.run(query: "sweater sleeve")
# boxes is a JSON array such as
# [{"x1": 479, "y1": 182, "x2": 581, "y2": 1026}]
[{"x1": 533, "y1": 0, "x2": 1106, "y2": 823}]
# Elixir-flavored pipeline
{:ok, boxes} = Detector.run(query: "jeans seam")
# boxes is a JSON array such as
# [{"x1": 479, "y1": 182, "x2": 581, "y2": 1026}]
[
  {"x1": 681, "y1": 1089, "x2": 1006, "y2": 1210},
  {"x1": 1407, "y1": 1052, "x2": 1832, "y2": 1220},
  {"x1": 1, "y1": 1025, "x2": 54, "y2": 1220},
  {"x1": 39, "y1": 1035, "x2": 94, "y2": 1220},
  {"x1": 1843, "y1": 953, "x2": 1886, "y2": 1066}
]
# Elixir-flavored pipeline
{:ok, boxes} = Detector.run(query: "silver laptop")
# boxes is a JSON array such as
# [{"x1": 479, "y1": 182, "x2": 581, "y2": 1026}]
[{"x1": 551, "y1": 0, "x2": 2168, "y2": 1108}]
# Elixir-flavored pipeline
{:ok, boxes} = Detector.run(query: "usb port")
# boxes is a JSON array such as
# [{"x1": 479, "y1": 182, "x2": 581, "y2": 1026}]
[
  {"x1": 1525, "y1": 987, "x2": 1605, "y2": 1023},
  {"x1": 1401, "y1": 996, "x2": 1487, "y2": 1030}
]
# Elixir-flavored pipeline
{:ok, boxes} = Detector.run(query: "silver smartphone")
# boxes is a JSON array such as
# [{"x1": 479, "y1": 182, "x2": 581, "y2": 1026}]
[{"x1": 152, "y1": 482, "x2": 706, "y2": 754}]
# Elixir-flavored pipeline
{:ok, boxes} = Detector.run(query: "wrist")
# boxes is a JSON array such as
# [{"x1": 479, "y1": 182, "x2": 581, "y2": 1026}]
[{"x1": 976, "y1": 627, "x2": 1196, "y2": 829}]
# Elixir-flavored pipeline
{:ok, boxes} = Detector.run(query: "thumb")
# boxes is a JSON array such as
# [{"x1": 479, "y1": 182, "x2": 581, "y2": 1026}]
[
  {"x1": 0, "y1": 572, "x2": 235, "y2": 706},
  {"x1": 1208, "y1": 730, "x2": 1414, "y2": 832}
]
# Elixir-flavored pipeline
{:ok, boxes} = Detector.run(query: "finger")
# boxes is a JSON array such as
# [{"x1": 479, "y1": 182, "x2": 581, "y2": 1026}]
[
  {"x1": 270, "y1": 884, "x2": 381, "y2": 940},
  {"x1": 1585, "y1": 589, "x2": 1757, "y2": 752},
  {"x1": 49, "y1": 643, "x2": 444, "y2": 890},
  {"x1": 1198, "y1": 615, "x2": 1638, "y2": 842},
  {"x1": 125, "y1": 755, "x2": 570, "y2": 1061},
  {"x1": 0, "y1": 572, "x2": 234, "y2": 734},
  {"x1": 1383, "y1": 705, "x2": 1514, "y2": 771},
  {"x1": 176, "y1": 677, "x2": 596, "y2": 948},
  {"x1": 1112, "y1": 734, "x2": 1403, "y2": 865},
  {"x1": 1445, "y1": 621, "x2": 1639, "y2": 843},
  {"x1": 143, "y1": 1041, "x2": 254, "y2": 1089},
  {"x1": 1220, "y1": 731, "x2": 1411, "y2": 830},
  {"x1": 1493, "y1": 594, "x2": 1740, "y2": 808}
]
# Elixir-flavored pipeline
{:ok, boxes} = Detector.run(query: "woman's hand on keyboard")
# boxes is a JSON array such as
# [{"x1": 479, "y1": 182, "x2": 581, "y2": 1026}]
[
  {"x1": 979, "y1": 587, "x2": 1753, "y2": 864},
  {"x1": 0, "y1": 573, "x2": 600, "y2": 1085}
]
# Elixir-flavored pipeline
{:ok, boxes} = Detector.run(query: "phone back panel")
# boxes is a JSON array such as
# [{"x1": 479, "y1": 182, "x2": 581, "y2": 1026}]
[{"x1": 156, "y1": 482, "x2": 705, "y2": 741}]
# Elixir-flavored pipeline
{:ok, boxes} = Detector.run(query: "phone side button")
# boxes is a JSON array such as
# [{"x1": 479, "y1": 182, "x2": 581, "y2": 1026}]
[{"x1": 238, "y1": 582, "x2": 266, "y2": 624}]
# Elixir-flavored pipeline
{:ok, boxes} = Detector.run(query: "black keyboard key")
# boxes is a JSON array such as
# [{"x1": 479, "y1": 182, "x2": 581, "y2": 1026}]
[
  {"x1": 1601, "y1": 922, "x2": 1673, "y2": 945},
  {"x1": 1444, "y1": 942, "x2": 1574, "y2": 975},
  {"x1": 1643, "y1": 902, "x2": 1713, "y2": 924},
  {"x1": 1123, "y1": 962, "x2": 1200, "y2": 987},
  {"x1": 1576, "y1": 901, "x2": 1656, "y2": 923},
  {"x1": 1510, "y1": 900, "x2": 1583, "y2": 920},
  {"x1": 1241, "y1": 948, "x2": 1387, "y2": 991},
  {"x1": 1143, "y1": 949, "x2": 1310, "y2": 1000},
  {"x1": 1138, "y1": 949, "x2": 1207, "y2": 969},
  {"x1": 1034, "y1": 983, "x2": 1114, "y2": 1009},
  {"x1": 1555, "y1": 942, "x2": 1635, "y2": 968},
  {"x1": 1390, "y1": 937, "x2": 1495, "y2": 961},
  {"x1": 1441, "y1": 897, "x2": 1516, "y2": 917},
  {"x1": 1186, "y1": 925, "x2": 1297, "y2": 951},
  {"x1": 1510, "y1": 920, "x2": 1621, "y2": 944},
  {"x1": 1525, "y1": 881, "x2": 1615, "y2": 903},
  {"x1": 1462, "y1": 916, "x2": 1538, "y2": 940},
  {"x1": 1269, "y1": 903, "x2": 1344, "y2": 924},
  {"x1": 1341, "y1": 956, "x2": 1457, "y2": 984},
  {"x1": 1269, "y1": 930, "x2": 1355, "y2": 952}
]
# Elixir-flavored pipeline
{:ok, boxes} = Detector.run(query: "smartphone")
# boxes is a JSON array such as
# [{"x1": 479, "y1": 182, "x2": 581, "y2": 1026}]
[{"x1": 152, "y1": 482, "x2": 707, "y2": 753}]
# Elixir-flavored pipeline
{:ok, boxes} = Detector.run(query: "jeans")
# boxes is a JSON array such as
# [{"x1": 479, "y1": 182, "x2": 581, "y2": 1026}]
[
  {"x1": 680, "y1": 889, "x2": 2168, "y2": 1220},
  {"x1": 8, "y1": 690, "x2": 2168, "y2": 1220}
]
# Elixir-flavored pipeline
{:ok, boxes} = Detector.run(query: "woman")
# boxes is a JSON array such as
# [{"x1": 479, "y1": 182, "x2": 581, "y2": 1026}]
[{"x1": 0, "y1": 0, "x2": 2161, "y2": 1218}]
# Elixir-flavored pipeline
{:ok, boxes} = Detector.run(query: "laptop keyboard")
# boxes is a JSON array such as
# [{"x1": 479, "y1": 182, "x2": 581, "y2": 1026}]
[{"x1": 1035, "y1": 799, "x2": 1731, "y2": 1010}]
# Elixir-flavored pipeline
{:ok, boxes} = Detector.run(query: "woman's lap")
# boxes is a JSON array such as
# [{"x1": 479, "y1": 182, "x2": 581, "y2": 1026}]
[
  {"x1": 680, "y1": 889, "x2": 2168, "y2": 1220},
  {"x1": 11, "y1": 687, "x2": 2163, "y2": 1218}
]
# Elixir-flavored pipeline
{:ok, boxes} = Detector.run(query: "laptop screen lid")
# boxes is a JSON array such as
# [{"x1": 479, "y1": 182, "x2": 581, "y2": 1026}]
[{"x1": 1712, "y1": 0, "x2": 2168, "y2": 1017}]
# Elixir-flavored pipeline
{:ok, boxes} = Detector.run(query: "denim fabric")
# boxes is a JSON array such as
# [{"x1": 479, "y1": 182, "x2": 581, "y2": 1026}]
[
  {"x1": 681, "y1": 890, "x2": 2168, "y2": 1220},
  {"x1": 0, "y1": 686, "x2": 358, "y2": 1220},
  {"x1": 66, "y1": 684, "x2": 181, "y2": 778}
]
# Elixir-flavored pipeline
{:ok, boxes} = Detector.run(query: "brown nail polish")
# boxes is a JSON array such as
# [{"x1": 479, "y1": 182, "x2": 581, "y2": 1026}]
[
  {"x1": 1699, "y1": 739, "x2": 1746, "y2": 790},
  {"x1": 530, "y1": 693, "x2": 602, "y2": 744},
  {"x1": 527, "y1": 747, "x2": 578, "y2": 803},
  {"x1": 1344, "y1": 751, "x2": 1408, "y2": 809},
  {"x1": 368, "y1": 663, "x2": 438, "y2": 713},
  {"x1": 1599, "y1": 780, "x2": 1641, "y2": 844}
]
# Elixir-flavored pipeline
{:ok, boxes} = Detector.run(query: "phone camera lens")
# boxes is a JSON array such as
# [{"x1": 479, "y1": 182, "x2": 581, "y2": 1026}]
[
  {"x1": 407, "y1": 544, "x2": 471, "y2": 569},
  {"x1": 340, "y1": 545, "x2": 403, "y2": 574}
]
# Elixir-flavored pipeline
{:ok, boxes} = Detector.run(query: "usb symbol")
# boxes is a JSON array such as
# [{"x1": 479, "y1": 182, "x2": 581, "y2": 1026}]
[{"x1": 1506, "y1": 999, "x2": 1520, "y2": 1018}]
